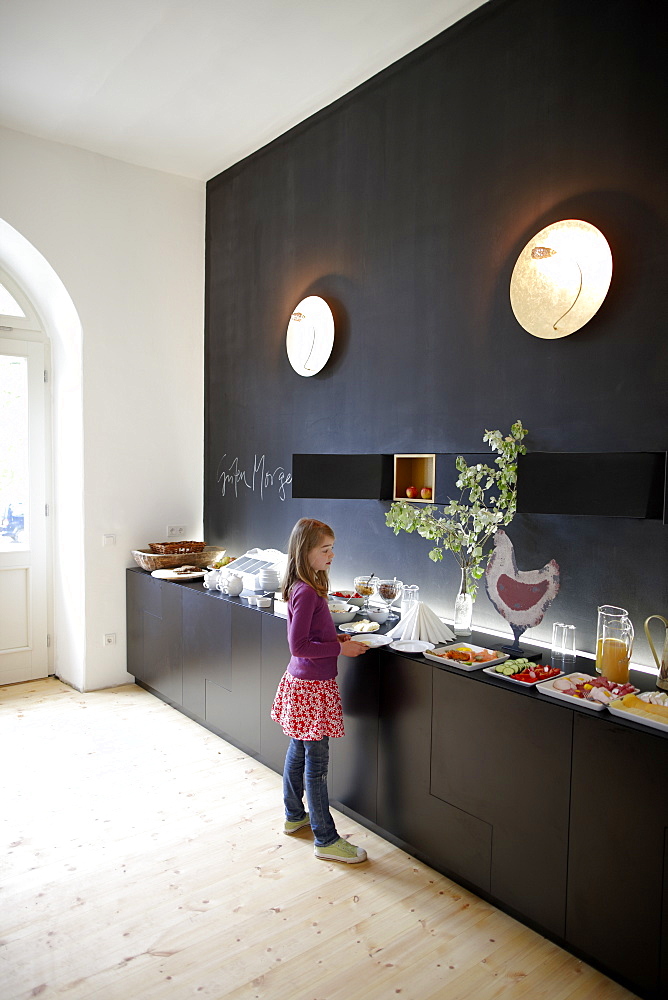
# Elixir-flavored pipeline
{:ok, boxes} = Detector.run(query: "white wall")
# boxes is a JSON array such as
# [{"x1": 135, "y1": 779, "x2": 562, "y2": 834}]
[{"x1": 0, "y1": 126, "x2": 205, "y2": 690}]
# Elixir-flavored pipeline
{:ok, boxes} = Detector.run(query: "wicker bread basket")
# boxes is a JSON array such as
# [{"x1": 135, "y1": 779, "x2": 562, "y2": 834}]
[
  {"x1": 132, "y1": 546, "x2": 226, "y2": 572},
  {"x1": 148, "y1": 540, "x2": 206, "y2": 554}
]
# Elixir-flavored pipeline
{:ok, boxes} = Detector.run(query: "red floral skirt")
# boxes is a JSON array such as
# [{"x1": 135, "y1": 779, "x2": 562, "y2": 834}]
[{"x1": 271, "y1": 671, "x2": 345, "y2": 740}]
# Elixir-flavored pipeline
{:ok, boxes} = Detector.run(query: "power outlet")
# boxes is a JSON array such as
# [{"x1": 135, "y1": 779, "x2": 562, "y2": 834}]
[
  {"x1": 104, "y1": 633, "x2": 116, "y2": 646},
  {"x1": 166, "y1": 525, "x2": 187, "y2": 538}
]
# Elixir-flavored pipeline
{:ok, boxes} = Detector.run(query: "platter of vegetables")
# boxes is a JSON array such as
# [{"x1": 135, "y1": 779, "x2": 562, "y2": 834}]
[
  {"x1": 483, "y1": 659, "x2": 562, "y2": 686},
  {"x1": 536, "y1": 672, "x2": 638, "y2": 711}
]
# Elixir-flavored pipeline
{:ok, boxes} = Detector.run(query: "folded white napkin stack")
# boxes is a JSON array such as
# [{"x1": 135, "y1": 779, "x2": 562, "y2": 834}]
[{"x1": 385, "y1": 602, "x2": 456, "y2": 643}]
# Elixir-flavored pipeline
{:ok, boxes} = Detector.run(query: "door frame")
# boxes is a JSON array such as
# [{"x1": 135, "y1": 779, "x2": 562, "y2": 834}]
[{"x1": 0, "y1": 273, "x2": 53, "y2": 682}]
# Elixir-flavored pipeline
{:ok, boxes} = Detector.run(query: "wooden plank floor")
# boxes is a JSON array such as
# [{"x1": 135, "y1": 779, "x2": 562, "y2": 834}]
[{"x1": 0, "y1": 678, "x2": 638, "y2": 1000}]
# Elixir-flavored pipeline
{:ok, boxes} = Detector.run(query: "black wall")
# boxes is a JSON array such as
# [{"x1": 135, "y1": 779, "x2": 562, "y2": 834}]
[{"x1": 204, "y1": 0, "x2": 668, "y2": 667}]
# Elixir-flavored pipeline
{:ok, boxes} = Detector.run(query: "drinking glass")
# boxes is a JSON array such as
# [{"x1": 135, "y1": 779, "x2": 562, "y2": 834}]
[
  {"x1": 373, "y1": 579, "x2": 403, "y2": 618},
  {"x1": 400, "y1": 584, "x2": 420, "y2": 618},
  {"x1": 353, "y1": 576, "x2": 375, "y2": 611},
  {"x1": 551, "y1": 623, "x2": 576, "y2": 669},
  {"x1": 552, "y1": 622, "x2": 576, "y2": 656}
]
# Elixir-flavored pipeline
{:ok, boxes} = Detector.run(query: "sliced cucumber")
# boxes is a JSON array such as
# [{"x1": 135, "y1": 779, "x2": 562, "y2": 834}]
[{"x1": 496, "y1": 657, "x2": 530, "y2": 676}]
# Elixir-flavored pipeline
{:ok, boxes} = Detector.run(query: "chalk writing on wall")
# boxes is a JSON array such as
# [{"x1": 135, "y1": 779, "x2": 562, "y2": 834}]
[{"x1": 216, "y1": 453, "x2": 292, "y2": 502}]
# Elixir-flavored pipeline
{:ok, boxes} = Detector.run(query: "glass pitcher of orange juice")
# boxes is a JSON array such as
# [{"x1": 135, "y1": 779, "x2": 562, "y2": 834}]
[{"x1": 596, "y1": 605, "x2": 634, "y2": 683}]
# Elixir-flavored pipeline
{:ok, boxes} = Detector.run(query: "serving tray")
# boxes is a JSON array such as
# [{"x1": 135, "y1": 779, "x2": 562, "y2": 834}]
[
  {"x1": 607, "y1": 693, "x2": 668, "y2": 733},
  {"x1": 537, "y1": 672, "x2": 638, "y2": 711},
  {"x1": 482, "y1": 664, "x2": 561, "y2": 687},
  {"x1": 424, "y1": 643, "x2": 507, "y2": 671}
]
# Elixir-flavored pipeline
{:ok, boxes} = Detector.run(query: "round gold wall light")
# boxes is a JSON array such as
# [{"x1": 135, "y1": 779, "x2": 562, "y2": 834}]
[
  {"x1": 285, "y1": 295, "x2": 335, "y2": 376},
  {"x1": 510, "y1": 219, "x2": 612, "y2": 339}
]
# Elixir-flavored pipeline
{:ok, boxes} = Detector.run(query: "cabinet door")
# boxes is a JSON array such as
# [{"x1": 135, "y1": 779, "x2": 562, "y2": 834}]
[
  {"x1": 431, "y1": 669, "x2": 572, "y2": 936},
  {"x1": 330, "y1": 650, "x2": 379, "y2": 822},
  {"x1": 377, "y1": 654, "x2": 493, "y2": 892},
  {"x1": 126, "y1": 571, "x2": 183, "y2": 705},
  {"x1": 662, "y1": 829, "x2": 668, "y2": 999},
  {"x1": 126, "y1": 569, "x2": 145, "y2": 680},
  {"x1": 182, "y1": 589, "x2": 231, "y2": 720},
  {"x1": 205, "y1": 601, "x2": 262, "y2": 754},
  {"x1": 567, "y1": 713, "x2": 668, "y2": 997},
  {"x1": 260, "y1": 614, "x2": 290, "y2": 773}
]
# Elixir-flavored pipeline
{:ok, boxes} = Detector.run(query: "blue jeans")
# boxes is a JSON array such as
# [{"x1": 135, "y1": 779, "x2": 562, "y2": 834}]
[{"x1": 283, "y1": 737, "x2": 338, "y2": 847}]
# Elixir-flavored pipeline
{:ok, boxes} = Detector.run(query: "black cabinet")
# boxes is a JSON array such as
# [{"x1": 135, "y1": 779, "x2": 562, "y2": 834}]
[
  {"x1": 431, "y1": 670, "x2": 572, "y2": 936},
  {"x1": 204, "y1": 599, "x2": 262, "y2": 755},
  {"x1": 128, "y1": 572, "x2": 262, "y2": 755},
  {"x1": 567, "y1": 713, "x2": 668, "y2": 996},
  {"x1": 260, "y1": 614, "x2": 290, "y2": 773},
  {"x1": 182, "y1": 588, "x2": 229, "y2": 718},
  {"x1": 377, "y1": 652, "x2": 493, "y2": 892},
  {"x1": 330, "y1": 649, "x2": 379, "y2": 822},
  {"x1": 126, "y1": 569, "x2": 668, "y2": 1000},
  {"x1": 291, "y1": 454, "x2": 393, "y2": 499},
  {"x1": 517, "y1": 452, "x2": 667, "y2": 520},
  {"x1": 662, "y1": 830, "x2": 668, "y2": 1000},
  {"x1": 127, "y1": 570, "x2": 183, "y2": 705}
]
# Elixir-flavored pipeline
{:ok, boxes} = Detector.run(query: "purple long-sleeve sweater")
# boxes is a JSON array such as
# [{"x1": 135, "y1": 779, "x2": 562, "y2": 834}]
[{"x1": 286, "y1": 581, "x2": 341, "y2": 680}]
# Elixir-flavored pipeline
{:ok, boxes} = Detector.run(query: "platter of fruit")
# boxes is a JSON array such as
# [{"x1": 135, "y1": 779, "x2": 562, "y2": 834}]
[
  {"x1": 424, "y1": 643, "x2": 508, "y2": 671},
  {"x1": 607, "y1": 690, "x2": 668, "y2": 732},
  {"x1": 209, "y1": 555, "x2": 236, "y2": 569},
  {"x1": 537, "y1": 672, "x2": 638, "y2": 711},
  {"x1": 483, "y1": 659, "x2": 562, "y2": 685}
]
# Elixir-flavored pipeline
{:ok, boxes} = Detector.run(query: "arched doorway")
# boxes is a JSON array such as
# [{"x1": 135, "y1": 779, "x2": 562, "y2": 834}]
[
  {"x1": 0, "y1": 218, "x2": 86, "y2": 691},
  {"x1": 0, "y1": 271, "x2": 50, "y2": 681}
]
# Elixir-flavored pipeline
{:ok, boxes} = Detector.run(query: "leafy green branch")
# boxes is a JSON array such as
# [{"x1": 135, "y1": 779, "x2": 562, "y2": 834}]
[{"x1": 385, "y1": 421, "x2": 528, "y2": 597}]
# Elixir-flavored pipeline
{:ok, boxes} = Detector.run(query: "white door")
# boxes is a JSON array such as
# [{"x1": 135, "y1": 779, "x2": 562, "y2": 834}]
[{"x1": 0, "y1": 338, "x2": 49, "y2": 683}]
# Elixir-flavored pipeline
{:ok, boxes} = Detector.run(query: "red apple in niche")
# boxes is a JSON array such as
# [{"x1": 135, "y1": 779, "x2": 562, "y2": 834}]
[
  {"x1": 405, "y1": 486, "x2": 419, "y2": 499},
  {"x1": 420, "y1": 486, "x2": 432, "y2": 500}
]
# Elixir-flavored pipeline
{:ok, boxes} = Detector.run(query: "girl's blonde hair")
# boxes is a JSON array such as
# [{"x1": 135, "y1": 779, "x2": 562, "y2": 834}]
[{"x1": 282, "y1": 518, "x2": 334, "y2": 600}]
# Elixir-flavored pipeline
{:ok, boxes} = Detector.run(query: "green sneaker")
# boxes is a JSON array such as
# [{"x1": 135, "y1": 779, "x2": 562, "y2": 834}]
[
  {"x1": 314, "y1": 837, "x2": 367, "y2": 863},
  {"x1": 284, "y1": 814, "x2": 311, "y2": 835}
]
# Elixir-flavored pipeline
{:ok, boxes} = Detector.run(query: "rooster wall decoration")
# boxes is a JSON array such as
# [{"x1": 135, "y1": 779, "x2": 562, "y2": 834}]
[{"x1": 485, "y1": 530, "x2": 560, "y2": 653}]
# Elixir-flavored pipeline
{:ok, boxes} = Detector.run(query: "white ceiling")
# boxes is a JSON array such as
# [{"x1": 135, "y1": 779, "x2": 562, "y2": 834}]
[{"x1": 0, "y1": 0, "x2": 487, "y2": 181}]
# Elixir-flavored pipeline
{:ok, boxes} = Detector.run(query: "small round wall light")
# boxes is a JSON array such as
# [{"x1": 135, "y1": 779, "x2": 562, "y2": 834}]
[
  {"x1": 285, "y1": 295, "x2": 335, "y2": 376},
  {"x1": 510, "y1": 219, "x2": 612, "y2": 339}
]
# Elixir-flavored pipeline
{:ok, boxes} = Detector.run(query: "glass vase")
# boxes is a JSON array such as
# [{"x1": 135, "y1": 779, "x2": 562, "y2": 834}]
[{"x1": 454, "y1": 566, "x2": 473, "y2": 635}]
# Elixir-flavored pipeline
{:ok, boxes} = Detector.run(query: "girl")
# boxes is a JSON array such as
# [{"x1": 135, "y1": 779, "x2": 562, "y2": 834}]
[{"x1": 271, "y1": 518, "x2": 369, "y2": 863}]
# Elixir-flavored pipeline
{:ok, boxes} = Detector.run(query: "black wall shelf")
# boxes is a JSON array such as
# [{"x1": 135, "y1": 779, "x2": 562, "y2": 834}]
[
  {"x1": 291, "y1": 454, "x2": 394, "y2": 500},
  {"x1": 517, "y1": 452, "x2": 667, "y2": 522},
  {"x1": 291, "y1": 451, "x2": 668, "y2": 522}
]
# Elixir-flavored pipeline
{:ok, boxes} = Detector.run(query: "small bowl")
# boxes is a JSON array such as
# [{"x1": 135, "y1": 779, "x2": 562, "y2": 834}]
[
  {"x1": 329, "y1": 604, "x2": 358, "y2": 624},
  {"x1": 364, "y1": 607, "x2": 390, "y2": 624}
]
